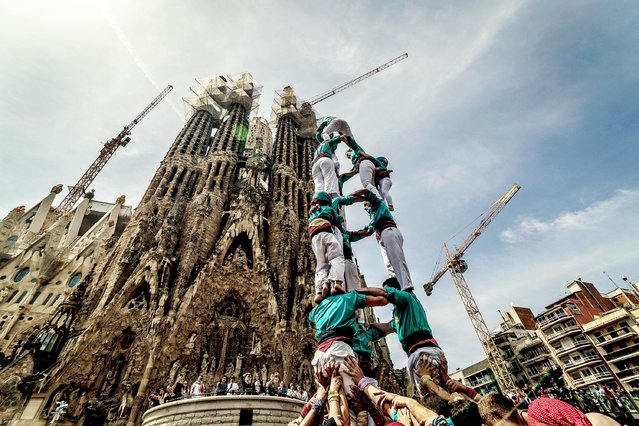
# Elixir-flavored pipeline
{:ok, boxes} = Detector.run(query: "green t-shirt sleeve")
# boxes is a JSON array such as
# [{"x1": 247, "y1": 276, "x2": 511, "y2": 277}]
[
  {"x1": 332, "y1": 196, "x2": 355, "y2": 209},
  {"x1": 364, "y1": 190, "x2": 383, "y2": 208},
  {"x1": 386, "y1": 288, "x2": 410, "y2": 307},
  {"x1": 349, "y1": 291, "x2": 367, "y2": 309}
]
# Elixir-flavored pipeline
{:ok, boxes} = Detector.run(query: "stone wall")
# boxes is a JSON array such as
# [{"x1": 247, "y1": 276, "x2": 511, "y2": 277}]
[{"x1": 142, "y1": 395, "x2": 304, "y2": 426}]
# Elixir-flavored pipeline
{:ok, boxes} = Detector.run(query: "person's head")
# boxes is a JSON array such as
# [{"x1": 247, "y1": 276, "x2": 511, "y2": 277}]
[
  {"x1": 221, "y1": 376, "x2": 227, "y2": 383},
  {"x1": 421, "y1": 393, "x2": 451, "y2": 418},
  {"x1": 311, "y1": 192, "x2": 332, "y2": 207},
  {"x1": 478, "y1": 393, "x2": 525, "y2": 426},
  {"x1": 376, "y1": 156, "x2": 388, "y2": 167},
  {"x1": 197, "y1": 375, "x2": 203, "y2": 382},
  {"x1": 229, "y1": 377, "x2": 235, "y2": 383},
  {"x1": 346, "y1": 149, "x2": 353, "y2": 159},
  {"x1": 382, "y1": 277, "x2": 401, "y2": 290},
  {"x1": 449, "y1": 398, "x2": 483, "y2": 426},
  {"x1": 527, "y1": 397, "x2": 591, "y2": 426}
]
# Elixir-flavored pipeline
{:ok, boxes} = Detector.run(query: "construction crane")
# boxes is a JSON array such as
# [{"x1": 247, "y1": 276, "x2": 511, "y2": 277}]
[
  {"x1": 424, "y1": 183, "x2": 521, "y2": 393},
  {"x1": 57, "y1": 85, "x2": 173, "y2": 212},
  {"x1": 306, "y1": 53, "x2": 408, "y2": 105}
]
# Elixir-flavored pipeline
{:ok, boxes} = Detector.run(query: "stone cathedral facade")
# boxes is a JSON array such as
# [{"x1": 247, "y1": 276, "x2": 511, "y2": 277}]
[{"x1": 0, "y1": 73, "x2": 403, "y2": 425}]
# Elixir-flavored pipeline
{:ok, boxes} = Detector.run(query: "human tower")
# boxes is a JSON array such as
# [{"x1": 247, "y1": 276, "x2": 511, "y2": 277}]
[{"x1": 302, "y1": 117, "x2": 481, "y2": 425}]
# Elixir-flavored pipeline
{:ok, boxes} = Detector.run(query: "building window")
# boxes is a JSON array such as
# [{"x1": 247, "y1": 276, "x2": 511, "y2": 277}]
[
  {"x1": 51, "y1": 295, "x2": 61, "y2": 305},
  {"x1": 6, "y1": 290, "x2": 18, "y2": 303},
  {"x1": 5, "y1": 236, "x2": 18, "y2": 245},
  {"x1": 68, "y1": 273, "x2": 82, "y2": 288},
  {"x1": 42, "y1": 293, "x2": 52, "y2": 305},
  {"x1": 14, "y1": 268, "x2": 29, "y2": 282},
  {"x1": 29, "y1": 292, "x2": 41, "y2": 304},
  {"x1": 15, "y1": 291, "x2": 28, "y2": 304}
]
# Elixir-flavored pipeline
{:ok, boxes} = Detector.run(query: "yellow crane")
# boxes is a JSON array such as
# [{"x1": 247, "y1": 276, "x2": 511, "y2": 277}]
[{"x1": 424, "y1": 183, "x2": 521, "y2": 392}]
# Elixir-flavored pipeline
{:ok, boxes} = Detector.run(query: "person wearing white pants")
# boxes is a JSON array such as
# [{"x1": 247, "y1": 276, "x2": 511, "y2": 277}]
[
  {"x1": 313, "y1": 117, "x2": 359, "y2": 197},
  {"x1": 307, "y1": 192, "x2": 357, "y2": 299},
  {"x1": 309, "y1": 288, "x2": 388, "y2": 401},
  {"x1": 352, "y1": 188, "x2": 413, "y2": 291},
  {"x1": 374, "y1": 156, "x2": 394, "y2": 211}
]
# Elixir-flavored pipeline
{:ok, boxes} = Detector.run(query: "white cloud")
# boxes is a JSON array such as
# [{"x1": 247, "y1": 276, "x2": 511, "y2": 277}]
[{"x1": 501, "y1": 189, "x2": 638, "y2": 243}]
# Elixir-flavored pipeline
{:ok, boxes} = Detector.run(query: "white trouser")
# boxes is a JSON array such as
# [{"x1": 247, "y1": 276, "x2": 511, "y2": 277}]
[
  {"x1": 312, "y1": 341, "x2": 359, "y2": 426},
  {"x1": 344, "y1": 258, "x2": 362, "y2": 292},
  {"x1": 408, "y1": 346, "x2": 448, "y2": 398},
  {"x1": 358, "y1": 159, "x2": 381, "y2": 197},
  {"x1": 321, "y1": 118, "x2": 353, "y2": 140},
  {"x1": 379, "y1": 242, "x2": 396, "y2": 278},
  {"x1": 379, "y1": 227, "x2": 413, "y2": 291},
  {"x1": 311, "y1": 230, "x2": 344, "y2": 294},
  {"x1": 378, "y1": 177, "x2": 393, "y2": 208},
  {"x1": 312, "y1": 157, "x2": 340, "y2": 197}
]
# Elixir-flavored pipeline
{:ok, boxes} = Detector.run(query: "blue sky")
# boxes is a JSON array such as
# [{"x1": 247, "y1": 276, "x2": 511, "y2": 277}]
[{"x1": 1, "y1": 0, "x2": 638, "y2": 372}]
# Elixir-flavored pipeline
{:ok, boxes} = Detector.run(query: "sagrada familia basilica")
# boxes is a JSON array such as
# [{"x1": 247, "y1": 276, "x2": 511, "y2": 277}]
[{"x1": 0, "y1": 74, "x2": 403, "y2": 425}]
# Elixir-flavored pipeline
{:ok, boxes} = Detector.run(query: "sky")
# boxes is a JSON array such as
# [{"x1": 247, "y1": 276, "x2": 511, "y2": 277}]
[{"x1": 1, "y1": 0, "x2": 638, "y2": 372}]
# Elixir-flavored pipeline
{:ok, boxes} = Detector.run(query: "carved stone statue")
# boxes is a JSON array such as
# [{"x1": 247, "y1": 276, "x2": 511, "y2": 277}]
[
  {"x1": 51, "y1": 184, "x2": 64, "y2": 194},
  {"x1": 115, "y1": 195, "x2": 126, "y2": 205},
  {"x1": 0, "y1": 288, "x2": 9, "y2": 302}
]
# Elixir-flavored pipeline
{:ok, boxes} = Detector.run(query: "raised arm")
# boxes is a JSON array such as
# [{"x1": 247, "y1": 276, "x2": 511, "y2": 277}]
[
  {"x1": 364, "y1": 295, "x2": 388, "y2": 308},
  {"x1": 356, "y1": 287, "x2": 388, "y2": 297},
  {"x1": 369, "y1": 321, "x2": 393, "y2": 336}
]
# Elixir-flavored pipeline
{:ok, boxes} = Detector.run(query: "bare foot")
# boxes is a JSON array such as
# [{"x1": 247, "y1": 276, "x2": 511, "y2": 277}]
[{"x1": 389, "y1": 205, "x2": 394, "y2": 211}]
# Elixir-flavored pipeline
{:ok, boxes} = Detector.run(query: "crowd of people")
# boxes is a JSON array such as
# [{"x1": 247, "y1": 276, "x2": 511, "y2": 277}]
[{"x1": 148, "y1": 371, "x2": 312, "y2": 407}]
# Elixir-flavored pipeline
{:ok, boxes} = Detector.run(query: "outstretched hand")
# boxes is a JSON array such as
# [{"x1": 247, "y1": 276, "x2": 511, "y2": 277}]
[{"x1": 343, "y1": 356, "x2": 365, "y2": 383}]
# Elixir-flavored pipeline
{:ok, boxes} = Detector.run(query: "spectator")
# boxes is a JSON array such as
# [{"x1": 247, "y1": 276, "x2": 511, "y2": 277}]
[
  {"x1": 228, "y1": 377, "x2": 239, "y2": 395},
  {"x1": 190, "y1": 375, "x2": 205, "y2": 397},
  {"x1": 253, "y1": 373, "x2": 263, "y2": 395},
  {"x1": 242, "y1": 373, "x2": 255, "y2": 395},
  {"x1": 215, "y1": 376, "x2": 228, "y2": 396}
]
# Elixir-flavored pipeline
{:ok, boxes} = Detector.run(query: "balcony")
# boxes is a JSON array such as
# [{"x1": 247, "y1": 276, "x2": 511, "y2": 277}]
[
  {"x1": 546, "y1": 324, "x2": 581, "y2": 342},
  {"x1": 582, "y1": 308, "x2": 630, "y2": 332},
  {"x1": 555, "y1": 339, "x2": 591, "y2": 356},
  {"x1": 617, "y1": 367, "x2": 639, "y2": 383},
  {"x1": 571, "y1": 371, "x2": 613, "y2": 388},
  {"x1": 538, "y1": 310, "x2": 570, "y2": 329},
  {"x1": 467, "y1": 375, "x2": 496, "y2": 388},
  {"x1": 592, "y1": 328, "x2": 637, "y2": 346},
  {"x1": 520, "y1": 352, "x2": 549, "y2": 366},
  {"x1": 604, "y1": 342, "x2": 639, "y2": 363},
  {"x1": 563, "y1": 355, "x2": 601, "y2": 372}
]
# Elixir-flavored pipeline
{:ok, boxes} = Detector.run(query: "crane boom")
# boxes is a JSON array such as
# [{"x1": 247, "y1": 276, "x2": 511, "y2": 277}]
[
  {"x1": 307, "y1": 53, "x2": 408, "y2": 105},
  {"x1": 57, "y1": 85, "x2": 173, "y2": 212},
  {"x1": 425, "y1": 183, "x2": 521, "y2": 294}
]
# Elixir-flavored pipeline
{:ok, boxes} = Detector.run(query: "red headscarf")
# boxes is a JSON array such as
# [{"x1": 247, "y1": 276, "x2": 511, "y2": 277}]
[{"x1": 528, "y1": 398, "x2": 592, "y2": 426}]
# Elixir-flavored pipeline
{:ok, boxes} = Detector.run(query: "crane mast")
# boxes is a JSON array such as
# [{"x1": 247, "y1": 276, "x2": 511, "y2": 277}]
[
  {"x1": 57, "y1": 85, "x2": 173, "y2": 212},
  {"x1": 306, "y1": 53, "x2": 408, "y2": 105},
  {"x1": 423, "y1": 183, "x2": 521, "y2": 393}
]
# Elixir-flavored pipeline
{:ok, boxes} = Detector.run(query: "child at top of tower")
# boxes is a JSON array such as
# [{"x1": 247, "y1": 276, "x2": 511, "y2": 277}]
[
  {"x1": 352, "y1": 188, "x2": 413, "y2": 292},
  {"x1": 308, "y1": 191, "x2": 361, "y2": 302},
  {"x1": 312, "y1": 117, "x2": 361, "y2": 198},
  {"x1": 374, "y1": 156, "x2": 394, "y2": 211}
]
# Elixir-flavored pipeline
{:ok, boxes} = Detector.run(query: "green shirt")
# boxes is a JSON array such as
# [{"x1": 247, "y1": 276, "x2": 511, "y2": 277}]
[
  {"x1": 313, "y1": 136, "x2": 341, "y2": 159},
  {"x1": 387, "y1": 288, "x2": 432, "y2": 344},
  {"x1": 365, "y1": 191, "x2": 395, "y2": 230},
  {"x1": 309, "y1": 291, "x2": 367, "y2": 339},
  {"x1": 353, "y1": 323, "x2": 387, "y2": 356}
]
